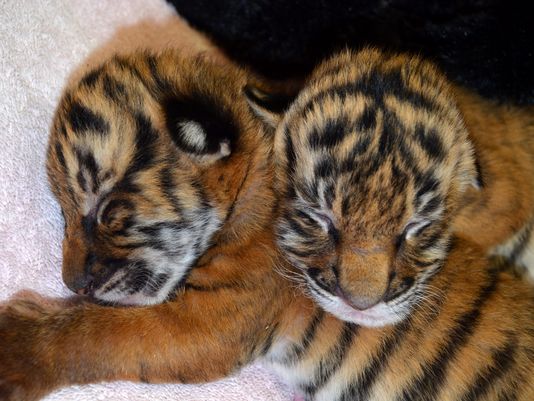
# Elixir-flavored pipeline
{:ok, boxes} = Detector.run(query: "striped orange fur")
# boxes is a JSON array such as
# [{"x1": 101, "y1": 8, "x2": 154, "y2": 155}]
[{"x1": 0, "y1": 50, "x2": 532, "y2": 401}]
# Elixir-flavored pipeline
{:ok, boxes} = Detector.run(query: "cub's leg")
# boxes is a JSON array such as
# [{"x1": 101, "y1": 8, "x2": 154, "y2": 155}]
[{"x1": 0, "y1": 285, "x2": 279, "y2": 401}]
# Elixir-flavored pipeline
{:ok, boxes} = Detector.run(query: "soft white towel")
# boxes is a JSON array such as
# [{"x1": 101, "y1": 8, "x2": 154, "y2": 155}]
[{"x1": 0, "y1": 0, "x2": 291, "y2": 399}]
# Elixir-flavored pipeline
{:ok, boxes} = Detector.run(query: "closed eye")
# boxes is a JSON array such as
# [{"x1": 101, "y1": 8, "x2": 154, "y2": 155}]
[
  {"x1": 97, "y1": 198, "x2": 135, "y2": 231},
  {"x1": 403, "y1": 219, "x2": 431, "y2": 240},
  {"x1": 396, "y1": 219, "x2": 432, "y2": 250},
  {"x1": 309, "y1": 211, "x2": 340, "y2": 242}
]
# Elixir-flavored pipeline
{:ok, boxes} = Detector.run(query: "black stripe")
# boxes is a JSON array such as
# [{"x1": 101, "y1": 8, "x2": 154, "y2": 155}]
[
  {"x1": 113, "y1": 56, "x2": 156, "y2": 95},
  {"x1": 295, "y1": 209, "x2": 320, "y2": 227},
  {"x1": 281, "y1": 244, "x2": 320, "y2": 259},
  {"x1": 378, "y1": 112, "x2": 401, "y2": 155},
  {"x1": 75, "y1": 148, "x2": 100, "y2": 193},
  {"x1": 147, "y1": 54, "x2": 171, "y2": 92},
  {"x1": 304, "y1": 322, "x2": 358, "y2": 397},
  {"x1": 58, "y1": 123, "x2": 68, "y2": 139},
  {"x1": 415, "y1": 174, "x2": 439, "y2": 199},
  {"x1": 356, "y1": 105, "x2": 378, "y2": 132},
  {"x1": 125, "y1": 113, "x2": 158, "y2": 178},
  {"x1": 100, "y1": 199, "x2": 134, "y2": 226},
  {"x1": 415, "y1": 124, "x2": 445, "y2": 161},
  {"x1": 339, "y1": 134, "x2": 373, "y2": 174},
  {"x1": 419, "y1": 195, "x2": 443, "y2": 216},
  {"x1": 340, "y1": 317, "x2": 412, "y2": 401},
  {"x1": 460, "y1": 335, "x2": 517, "y2": 401},
  {"x1": 341, "y1": 195, "x2": 351, "y2": 216},
  {"x1": 159, "y1": 167, "x2": 184, "y2": 216},
  {"x1": 391, "y1": 160, "x2": 409, "y2": 195},
  {"x1": 297, "y1": 67, "x2": 439, "y2": 124},
  {"x1": 137, "y1": 221, "x2": 187, "y2": 237},
  {"x1": 308, "y1": 117, "x2": 350, "y2": 149},
  {"x1": 285, "y1": 127, "x2": 297, "y2": 178},
  {"x1": 76, "y1": 170, "x2": 87, "y2": 192},
  {"x1": 80, "y1": 66, "x2": 103, "y2": 88},
  {"x1": 509, "y1": 220, "x2": 534, "y2": 263},
  {"x1": 414, "y1": 258, "x2": 440, "y2": 268},
  {"x1": 396, "y1": 137, "x2": 423, "y2": 181},
  {"x1": 314, "y1": 157, "x2": 337, "y2": 179},
  {"x1": 324, "y1": 182, "x2": 336, "y2": 210},
  {"x1": 54, "y1": 142, "x2": 66, "y2": 170},
  {"x1": 398, "y1": 269, "x2": 499, "y2": 401},
  {"x1": 260, "y1": 322, "x2": 280, "y2": 356},
  {"x1": 68, "y1": 101, "x2": 109, "y2": 136},
  {"x1": 284, "y1": 211, "x2": 310, "y2": 238},
  {"x1": 366, "y1": 68, "x2": 438, "y2": 112},
  {"x1": 383, "y1": 277, "x2": 415, "y2": 303},
  {"x1": 103, "y1": 75, "x2": 128, "y2": 102},
  {"x1": 417, "y1": 228, "x2": 444, "y2": 251},
  {"x1": 283, "y1": 309, "x2": 325, "y2": 364}
]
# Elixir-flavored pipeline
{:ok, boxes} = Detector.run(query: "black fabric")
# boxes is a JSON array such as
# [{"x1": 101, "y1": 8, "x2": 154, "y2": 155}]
[{"x1": 167, "y1": 0, "x2": 534, "y2": 104}]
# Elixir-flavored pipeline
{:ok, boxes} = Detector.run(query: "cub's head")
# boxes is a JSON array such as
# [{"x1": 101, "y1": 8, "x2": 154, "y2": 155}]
[
  {"x1": 47, "y1": 51, "x2": 270, "y2": 305},
  {"x1": 248, "y1": 49, "x2": 478, "y2": 327}
]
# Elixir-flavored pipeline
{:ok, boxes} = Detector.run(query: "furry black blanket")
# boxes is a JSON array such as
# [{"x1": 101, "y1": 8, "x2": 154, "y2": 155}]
[{"x1": 168, "y1": 0, "x2": 533, "y2": 104}]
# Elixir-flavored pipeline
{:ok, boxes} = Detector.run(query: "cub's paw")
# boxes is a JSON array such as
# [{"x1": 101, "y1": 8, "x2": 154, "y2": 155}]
[{"x1": 0, "y1": 293, "x2": 62, "y2": 401}]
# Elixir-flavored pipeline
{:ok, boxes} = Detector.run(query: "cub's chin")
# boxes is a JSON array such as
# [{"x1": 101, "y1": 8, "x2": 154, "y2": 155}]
[{"x1": 307, "y1": 280, "x2": 412, "y2": 328}]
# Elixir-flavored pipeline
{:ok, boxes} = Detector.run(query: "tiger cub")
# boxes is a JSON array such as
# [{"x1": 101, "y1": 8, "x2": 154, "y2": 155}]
[
  {"x1": 246, "y1": 48, "x2": 534, "y2": 327},
  {"x1": 0, "y1": 50, "x2": 533, "y2": 401}
]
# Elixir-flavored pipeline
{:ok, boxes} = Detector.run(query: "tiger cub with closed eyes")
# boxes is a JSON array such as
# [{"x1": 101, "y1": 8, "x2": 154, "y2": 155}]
[
  {"x1": 0, "y1": 49, "x2": 533, "y2": 401},
  {"x1": 247, "y1": 48, "x2": 534, "y2": 327}
]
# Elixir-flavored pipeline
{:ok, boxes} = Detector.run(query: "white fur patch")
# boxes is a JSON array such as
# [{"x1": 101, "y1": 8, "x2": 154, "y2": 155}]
[{"x1": 178, "y1": 120, "x2": 207, "y2": 150}]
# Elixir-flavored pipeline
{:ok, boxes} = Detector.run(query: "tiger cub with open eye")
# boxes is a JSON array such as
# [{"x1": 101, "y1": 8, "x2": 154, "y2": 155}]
[
  {"x1": 0, "y1": 49, "x2": 533, "y2": 401},
  {"x1": 247, "y1": 48, "x2": 534, "y2": 327}
]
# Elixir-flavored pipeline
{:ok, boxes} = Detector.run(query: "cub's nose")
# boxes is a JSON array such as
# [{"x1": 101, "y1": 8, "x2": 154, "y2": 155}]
[
  {"x1": 335, "y1": 285, "x2": 382, "y2": 310},
  {"x1": 62, "y1": 245, "x2": 97, "y2": 295},
  {"x1": 68, "y1": 273, "x2": 95, "y2": 296}
]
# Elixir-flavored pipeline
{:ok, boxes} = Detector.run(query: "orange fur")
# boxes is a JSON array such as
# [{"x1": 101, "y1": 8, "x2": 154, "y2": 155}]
[{"x1": 0, "y1": 50, "x2": 533, "y2": 401}]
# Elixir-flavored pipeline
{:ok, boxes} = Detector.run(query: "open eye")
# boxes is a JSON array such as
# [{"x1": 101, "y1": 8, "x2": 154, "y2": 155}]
[{"x1": 403, "y1": 219, "x2": 431, "y2": 241}]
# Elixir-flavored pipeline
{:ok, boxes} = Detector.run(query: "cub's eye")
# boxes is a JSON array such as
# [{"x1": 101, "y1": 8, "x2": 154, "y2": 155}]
[
  {"x1": 309, "y1": 211, "x2": 333, "y2": 231},
  {"x1": 309, "y1": 211, "x2": 340, "y2": 242},
  {"x1": 97, "y1": 199, "x2": 134, "y2": 231},
  {"x1": 396, "y1": 219, "x2": 431, "y2": 250},
  {"x1": 403, "y1": 219, "x2": 431, "y2": 241}
]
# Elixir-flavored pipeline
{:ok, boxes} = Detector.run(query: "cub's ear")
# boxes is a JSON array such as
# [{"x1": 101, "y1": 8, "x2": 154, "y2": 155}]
[
  {"x1": 243, "y1": 84, "x2": 296, "y2": 128},
  {"x1": 162, "y1": 96, "x2": 237, "y2": 164}
]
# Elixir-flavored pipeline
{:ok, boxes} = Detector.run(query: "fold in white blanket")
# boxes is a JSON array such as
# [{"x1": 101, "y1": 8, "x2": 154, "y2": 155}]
[{"x1": 0, "y1": 0, "x2": 291, "y2": 399}]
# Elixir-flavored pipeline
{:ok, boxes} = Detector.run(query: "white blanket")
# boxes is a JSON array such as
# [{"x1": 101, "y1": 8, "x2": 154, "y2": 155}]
[{"x1": 0, "y1": 0, "x2": 291, "y2": 399}]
